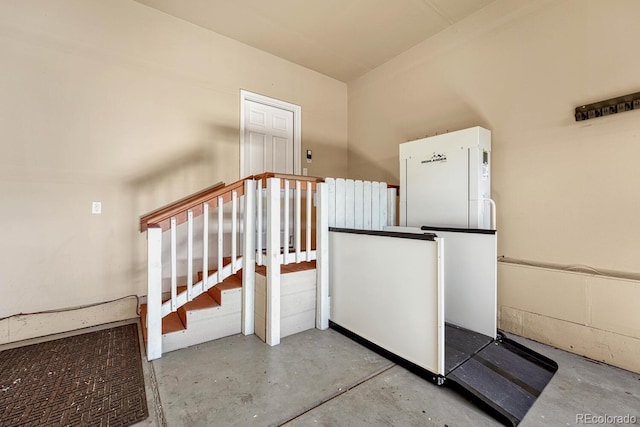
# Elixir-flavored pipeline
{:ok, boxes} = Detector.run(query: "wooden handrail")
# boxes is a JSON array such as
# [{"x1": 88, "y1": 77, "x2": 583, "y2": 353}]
[
  {"x1": 254, "y1": 172, "x2": 322, "y2": 190},
  {"x1": 139, "y1": 181, "x2": 225, "y2": 232},
  {"x1": 140, "y1": 180, "x2": 243, "y2": 232},
  {"x1": 139, "y1": 173, "x2": 324, "y2": 232}
]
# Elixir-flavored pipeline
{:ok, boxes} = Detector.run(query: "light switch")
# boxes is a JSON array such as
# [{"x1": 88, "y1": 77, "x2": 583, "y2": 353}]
[
  {"x1": 92, "y1": 201, "x2": 102, "y2": 214},
  {"x1": 306, "y1": 150, "x2": 312, "y2": 163}
]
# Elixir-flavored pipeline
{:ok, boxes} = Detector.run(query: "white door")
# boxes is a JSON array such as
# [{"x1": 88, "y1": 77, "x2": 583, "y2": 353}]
[{"x1": 244, "y1": 100, "x2": 294, "y2": 176}]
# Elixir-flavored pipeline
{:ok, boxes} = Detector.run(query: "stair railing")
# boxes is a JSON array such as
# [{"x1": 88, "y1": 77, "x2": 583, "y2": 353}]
[{"x1": 141, "y1": 178, "x2": 250, "y2": 360}]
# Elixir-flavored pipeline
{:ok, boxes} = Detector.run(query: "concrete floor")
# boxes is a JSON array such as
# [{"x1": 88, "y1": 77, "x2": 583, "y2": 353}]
[{"x1": 138, "y1": 327, "x2": 640, "y2": 427}]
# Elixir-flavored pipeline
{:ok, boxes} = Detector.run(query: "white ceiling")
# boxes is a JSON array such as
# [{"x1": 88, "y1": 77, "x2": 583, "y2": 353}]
[{"x1": 134, "y1": 0, "x2": 495, "y2": 82}]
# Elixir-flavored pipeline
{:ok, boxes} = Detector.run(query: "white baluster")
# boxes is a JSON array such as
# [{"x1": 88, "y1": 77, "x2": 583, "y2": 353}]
[
  {"x1": 326, "y1": 178, "x2": 336, "y2": 228},
  {"x1": 372, "y1": 182, "x2": 380, "y2": 231},
  {"x1": 257, "y1": 179, "x2": 263, "y2": 266},
  {"x1": 363, "y1": 181, "x2": 372, "y2": 230},
  {"x1": 170, "y1": 217, "x2": 177, "y2": 312},
  {"x1": 345, "y1": 179, "x2": 355, "y2": 228},
  {"x1": 203, "y1": 202, "x2": 209, "y2": 290},
  {"x1": 379, "y1": 182, "x2": 388, "y2": 230},
  {"x1": 146, "y1": 226, "x2": 162, "y2": 361},
  {"x1": 295, "y1": 180, "x2": 302, "y2": 263},
  {"x1": 232, "y1": 190, "x2": 238, "y2": 273},
  {"x1": 306, "y1": 183, "x2": 312, "y2": 261},
  {"x1": 283, "y1": 180, "x2": 289, "y2": 265},
  {"x1": 187, "y1": 210, "x2": 193, "y2": 301},
  {"x1": 218, "y1": 195, "x2": 224, "y2": 280},
  {"x1": 335, "y1": 178, "x2": 346, "y2": 228},
  {"x1": 354, "y1": 180, "x2": 364, "y2": 230},
  {"x1": 387, "y1": 187, "x2": 397, "y2": 227}
]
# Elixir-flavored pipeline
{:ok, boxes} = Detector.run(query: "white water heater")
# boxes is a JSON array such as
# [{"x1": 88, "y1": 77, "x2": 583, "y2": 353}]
[{"x1": 399, "y1": 126, "x2": 493, "y2": 229}]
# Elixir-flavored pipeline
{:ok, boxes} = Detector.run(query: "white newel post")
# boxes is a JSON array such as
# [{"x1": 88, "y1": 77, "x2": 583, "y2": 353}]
[
  {"x1": 316, "y1": 182, "x2": 330, "y2": 330},
  {"x1": 242, "y1": 179, "x2": 256, "y2": 336},
  {"x1": 146, "y1": 225, "x2": 163, "y2": 361},
  {"x1": 265, "y1": 177, "x2": 281, "y2": 346}
]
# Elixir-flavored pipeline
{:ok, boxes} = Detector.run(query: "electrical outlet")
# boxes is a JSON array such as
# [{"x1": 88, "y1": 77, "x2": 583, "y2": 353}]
[
  {"x1": 92, "y1": 201, "x2": 102, "y2": 214},
  {"x1": 634, "y1": 99, "x2": 640, "y2": 110}
]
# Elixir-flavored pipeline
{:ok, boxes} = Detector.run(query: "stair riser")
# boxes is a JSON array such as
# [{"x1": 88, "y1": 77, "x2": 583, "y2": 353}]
[
  {"x1": 208, "y1": 288, "x2": 222, "y2": 305},
  {"x1": 254, "y1": 268, "x2": 317, "y2": 342},
  {"x1": 183, "y1": 290, "x2": 241, "y2": 323},
  {"x1": 254, "y1": 308, "x2": 316, "y2": 341},
  {"x1": 145, "y1": 263, "x2": 317, "y2": 355},
  {"x1": 282, "y1": 309, "x2": 316, "y2": 337},
  {"x1": 256, "y1": 287, "x2": 316, "y2": 317},
  {"x1": 162, "y1": 312, "x2": 241, "y2": 353}
]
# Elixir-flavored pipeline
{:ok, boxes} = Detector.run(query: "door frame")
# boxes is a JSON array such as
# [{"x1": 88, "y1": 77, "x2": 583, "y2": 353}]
[{"x1": 240, "y1": 90, "x2": 302, "y2": 178}]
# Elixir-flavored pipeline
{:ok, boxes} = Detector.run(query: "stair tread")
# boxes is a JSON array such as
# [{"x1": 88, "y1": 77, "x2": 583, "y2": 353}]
[
  {"x1": 217, "y1": 275, "x2": 242, "y2": 291},
  {"x1": 182, "y1": 291, "x2": 220, "y2": 311},
  {"x1": 140, "y1": 303, "x2": 186, "y2": 334},
  {"x1": 255, "y1": 260, "x2": 317, "y2": 276}
]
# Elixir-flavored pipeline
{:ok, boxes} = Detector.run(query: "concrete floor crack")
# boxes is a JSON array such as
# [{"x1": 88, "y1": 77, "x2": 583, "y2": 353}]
[
  {"x1": 276, "y1": 362, "x2": 396, "y2": 426},
  {"x1": 149, "y1": 358, "x2": 168, "y2": 427}
]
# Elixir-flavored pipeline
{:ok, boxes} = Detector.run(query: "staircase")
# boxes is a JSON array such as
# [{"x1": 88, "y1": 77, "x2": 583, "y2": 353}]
[
  {"x1": 140, "y1": 260, "x2": 320, "y2": 354},
  {"x1": 139, "y1": 173, "x2": 396, "y2": 360}
]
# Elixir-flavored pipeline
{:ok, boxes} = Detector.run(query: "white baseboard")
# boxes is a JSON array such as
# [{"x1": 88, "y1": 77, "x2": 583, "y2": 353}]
[{"x1": 0, "y1": 297, "x2": 139, "y2": 345}]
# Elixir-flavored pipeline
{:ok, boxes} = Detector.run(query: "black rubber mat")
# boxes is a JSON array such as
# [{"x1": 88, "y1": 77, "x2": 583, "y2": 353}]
[
  {"x1": 0, "y1": 323, "x2": 148, "y2": 427},
  {"x1": 446, "y1": 333, "x2": 558, "y2": 427}
]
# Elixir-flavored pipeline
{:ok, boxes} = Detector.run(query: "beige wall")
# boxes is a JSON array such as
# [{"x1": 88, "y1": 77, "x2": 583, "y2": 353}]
[
  {"x1": 0, "y1": 0, "x2": 347, "y2": 342},
  {"x1": 348, "y1": 0, "x2": 640, "y2": 372}
]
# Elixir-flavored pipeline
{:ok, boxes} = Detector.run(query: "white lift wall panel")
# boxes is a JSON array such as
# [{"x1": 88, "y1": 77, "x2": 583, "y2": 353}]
[
  {"x1": 386, "y1": 226, "x2": 497, "y2": 339},
  {"x1": 329, "y1": 229, "x2": 445, "y2": 376}
]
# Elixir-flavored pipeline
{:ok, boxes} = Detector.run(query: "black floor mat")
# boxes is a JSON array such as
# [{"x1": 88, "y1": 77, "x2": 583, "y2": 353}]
[{"x1": 0, "y1": 323, "x2": 148, "y2": 427}]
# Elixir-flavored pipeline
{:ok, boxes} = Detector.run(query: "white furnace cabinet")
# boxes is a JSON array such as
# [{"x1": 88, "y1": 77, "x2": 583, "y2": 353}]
[{"x1": 400, "y1": 126, "x2": 492, "y2": 229}]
